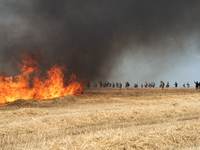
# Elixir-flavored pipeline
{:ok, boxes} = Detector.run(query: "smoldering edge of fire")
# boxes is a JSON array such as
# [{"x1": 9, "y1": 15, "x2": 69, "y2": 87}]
[{"x1": 0, "y1": 0, "x2": 200, "y2": 83}]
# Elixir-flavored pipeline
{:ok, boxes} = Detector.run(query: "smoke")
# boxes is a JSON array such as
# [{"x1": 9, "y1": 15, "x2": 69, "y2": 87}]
[{"x1": 0, "y1": 0, "x2": 200, "y2": 84}]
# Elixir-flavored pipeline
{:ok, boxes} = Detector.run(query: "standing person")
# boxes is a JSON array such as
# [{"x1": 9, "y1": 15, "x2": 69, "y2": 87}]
[
  {"x1": 187, "y1": 82, "x2": 190, "y2": 88},
  {"x1": 119, "y1": 82, "x2": 122, "y2": 89},
  {"x1": 125, "y1": 82, "x2": 130, "y2": 88},
  {"x1": 194, "y1": 81, "x2": 199, "y2": 89},
  {"x1": 134, "y1": 83, "x2": 138, "y2": 88},
  {"x1": 141, "y1": 84, "x2": 143, "y2": 88},
  {"x1": 144, "y1": 82, "x2": 148, "y2": 88},
  {"x1": 160, "y1": 81, "x2": 164, "y2": 89},
  {"x1": 116, "y1": 82, "x2": 119, "y2": 88},
  {"x1": 109, "y1": 83, "x2": 112, "y2": 88},
  {"x1": 106, "y1": 81, "x2": 109, "y2": 87},
  {"x1": 174, "y1": 82, "x2": 178, "y2": 88},
  {"x1": 183, "y1": 83, "x2": 186, "y2": 88},
  {"x1": 166, "y1": 82, "x2": 170, "y2": 88},
  {"x1": 112, "y1": 82, "x2": 115, "y2": 88}
]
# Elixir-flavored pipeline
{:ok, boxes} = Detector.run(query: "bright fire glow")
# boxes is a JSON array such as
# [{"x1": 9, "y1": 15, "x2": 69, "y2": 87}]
[{"x1": 0, "y1": 51, "x2": 84, "y2": 104}]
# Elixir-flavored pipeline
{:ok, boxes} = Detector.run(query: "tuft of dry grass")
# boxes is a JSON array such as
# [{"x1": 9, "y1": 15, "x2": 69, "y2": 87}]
[
  {"x1": 6, "y1": 99, "x2": 37, "y2": 107},
  {"x1": 0, "y1": 108, "x2": 49, "y2": 119}
]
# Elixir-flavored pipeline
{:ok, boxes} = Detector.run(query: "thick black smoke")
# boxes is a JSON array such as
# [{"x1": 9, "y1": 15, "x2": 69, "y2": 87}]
[{"x1": 0, "y1": 0, "x2": 200, "y2": 81}]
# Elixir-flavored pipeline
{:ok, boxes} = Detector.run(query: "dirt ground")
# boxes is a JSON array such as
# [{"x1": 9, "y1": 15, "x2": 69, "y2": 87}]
[{"x1": 1, "y1": 87, "x2": 200, "y2": 150}]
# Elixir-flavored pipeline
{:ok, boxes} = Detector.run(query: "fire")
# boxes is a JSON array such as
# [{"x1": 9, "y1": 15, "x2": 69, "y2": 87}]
[{"x1": 0, "y1": 51, "x2": 84, "y2": 104}]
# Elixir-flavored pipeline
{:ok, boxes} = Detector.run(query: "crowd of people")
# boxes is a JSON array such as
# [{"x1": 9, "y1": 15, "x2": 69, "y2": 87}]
[
  {"x1": 87, "y1": 81, "x2": 198, "y2": 89},
  {"x1": 87, "y1": 81, "x2": 127, "y2": 89}
]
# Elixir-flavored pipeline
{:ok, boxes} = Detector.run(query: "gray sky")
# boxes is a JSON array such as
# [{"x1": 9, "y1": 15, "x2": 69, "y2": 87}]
[{"x1": 0, "y1": 0, "x2": 200, "y2": 87}]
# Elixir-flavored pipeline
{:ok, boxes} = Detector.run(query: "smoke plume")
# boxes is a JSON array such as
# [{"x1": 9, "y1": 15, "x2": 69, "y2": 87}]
[{"x1": 0, "y1": 0, "x2": 200, "y2": 84}]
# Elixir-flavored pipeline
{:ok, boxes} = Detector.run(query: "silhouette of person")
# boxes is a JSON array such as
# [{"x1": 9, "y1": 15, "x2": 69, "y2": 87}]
[
  {"x1": 174, "y1": 82, "x2": 178, "y2": 88},
  {"x1": 187, "y1": 82, "x2": 190, "y2": 88},
  {"x1": 194, "y1": 81, "x2": 199, "y2": 89}
]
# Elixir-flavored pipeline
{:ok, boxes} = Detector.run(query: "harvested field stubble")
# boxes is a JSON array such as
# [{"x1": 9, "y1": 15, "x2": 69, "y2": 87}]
[
  {"x1": 0, "y1": 88, "x2": 200, "y2": 149},
  {"x1": 6, "y1": 99, "x2": 37, "y2": 107}
]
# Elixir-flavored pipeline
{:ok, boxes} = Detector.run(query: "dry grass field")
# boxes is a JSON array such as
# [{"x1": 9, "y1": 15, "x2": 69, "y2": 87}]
[{"x1": 1, "y1": 87, "x2": 200, "y2": 150}]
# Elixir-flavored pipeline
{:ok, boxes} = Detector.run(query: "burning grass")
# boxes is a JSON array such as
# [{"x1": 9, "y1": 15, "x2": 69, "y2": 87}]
[
  {"x1": 0, "y1": 88, "x2": 200, "y2": 149},
  {"x1": 0, "y1": 51, "x2": 84, "y2": 104}
]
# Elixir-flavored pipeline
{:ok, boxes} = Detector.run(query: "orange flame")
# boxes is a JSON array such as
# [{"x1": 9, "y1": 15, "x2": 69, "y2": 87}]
[{"x1": 0, "y1": 51, "x2": 84, "y2": 104}]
